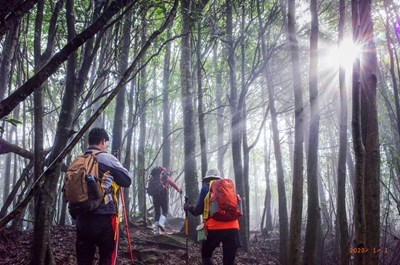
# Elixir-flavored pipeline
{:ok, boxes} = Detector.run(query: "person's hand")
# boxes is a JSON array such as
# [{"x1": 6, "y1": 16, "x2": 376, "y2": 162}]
[
  {"x1": 179, "y1": 189, "x2": 183, "y2": 194},
  {"x1": 184, "y1": 202, "x2": 193, "y2": 212}
]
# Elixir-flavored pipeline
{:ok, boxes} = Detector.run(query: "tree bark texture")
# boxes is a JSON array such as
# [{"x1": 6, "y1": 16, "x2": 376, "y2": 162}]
[
  {"x1": 137, "y1": 10, "x2": 147, "y2": 218},
  {"x1": 303, "y1": 0, "x2": 320, "y2": 263},
  {"x1": 337, "y1": 0, "x2": 349, "y2": 263},
  {"x1": 359, "y1": 0, "x2": 380, "y2": 264},
  {"x1": 257, "y1": 0, "x2": 289, "y2": 256},
  {"x1": 162, "y1": 24, "x2": 172, "y2": 169},
  {"x1": 352, "y1": 1, "x2": 366, "y2": 265},
  {"x1": 113, "y1": 8, "x2": 132, "y2": 215},
  {"x1": 240, "y1": 3, "x2": 251, "y2": 249},
  {"x1": 0, "y1": 0, "x2": 38, "y2": 39},
  {"x1": 180, "y1": 0, "x2": 200, "y2": 240},
  {"x1": 288, "y1": 0, "x2": 305, "y2": 264},
  {"x1": 0, "y1": 22, "x2": 18, "y2": 101},
  {"x1": 30, "y1": 1, "x2": 64, "y2": 263},
  {"x1": 226, "y1": 0, "x2": 248, "y2": 251},
  {"x1": 197, "y1": 21, "x2": 208, "y2": 180},
  {"x1": 213, "y1": 44, "x2": 226, "y2": 179}
]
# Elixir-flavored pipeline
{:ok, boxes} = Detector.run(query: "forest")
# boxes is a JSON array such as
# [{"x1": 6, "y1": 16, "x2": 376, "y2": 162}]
[{"x1": 0, "y1": 0, "x2": 399, "y2": 264}]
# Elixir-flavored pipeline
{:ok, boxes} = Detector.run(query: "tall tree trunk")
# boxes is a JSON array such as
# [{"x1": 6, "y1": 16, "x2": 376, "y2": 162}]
[
  {"x1": 303, "y1": 0, "x2": 320, "y2": 263},
  {"x1": 30, "y1": 0, "x2": 64, "y2": 263},
  {"x1": 3, "y1": 128, "x2": 12, "y2": 204},
  {"x1": 240, "y1": 2, "x2": 251, "y2": 249},
  {"x1": 262, "y1": 128, "x2": 273, "y2": 232},
  {"x1": 0, "y1": 21, "x2": 18, "y2": 101},
  {"x1": 359, "y1": 0, "x2": 380, "y2": 264},
  {"x1": 288, "y1": 0, "x2": 305, "y2": 264},
  {"x1": 226, "y1": 0, "x2": 248, "y2": 251},
  {"x1": 137, "y1": 10, "x2": 147, "y2": 219},
  {"x1": 92, "y1": 31, "x2": 113, "y2": 128},
  {"x1": 32, "y1": 0, "x2": 46, "y2": 260},
  {"x1": 337, "y1": 0, "x2": 349, "y2": 263},
  {"x1": 257, "y1": 0, "x2": 288, "y2": 259},
  {"x1": 126, "y1": 34, "x2": 139, "y2": 213},
  {"x1": 213, "y1": 44, "x2": 225, "y2": 178},
  {"x1": 113, "y1": 9, "x2": 131, "y2": 215},
  {"x1": 197, "y1": 21, "x2": 208, "y2": 180},
  {"x1": 124, "y1": 35, "x2": 139, "y2": 212},
  {"x1": 352, "y1": 1, "x2": 366, "y2": 265},
  {"x1": 212, "y1": 0, "x2": 225, "y2": 177},
  {"x1": 162, "y1": 23, "x2": 172, "y2": 169},
  {"x1": 180, "y1": 0, "x2": 200, "y2": 240}
]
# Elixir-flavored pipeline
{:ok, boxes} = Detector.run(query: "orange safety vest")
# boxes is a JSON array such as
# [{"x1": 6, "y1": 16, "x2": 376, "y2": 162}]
[{"x1": 203, "y1": 181, "x2": 240, "y2": 231}]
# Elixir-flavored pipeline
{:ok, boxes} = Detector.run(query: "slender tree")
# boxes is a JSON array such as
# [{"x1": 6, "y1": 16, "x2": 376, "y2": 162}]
[
  {"x1": 359, "y1": 0, "x2": 380, "y2": 264},
  {"x1": 180, "y1": 0, "x2": 200, "y2": 240},
  {"x1": 113, "y1": 9, "x2": 132, "y2": 215},
  {"x1": 337, "y1": 0, "x2": 349, "y2": 263},
  {"x1": 303, "y1": 0, "x2": 321, "y2": 263},
  {"x1": 30, "y1": 1, "x2": 64, "y2": 263},
  {"x1": 0, "y1": 22, "x2": 18, "y2": 101},
  {"x1": 288, "y1": 0, "x2": 305, "y2": 263},
  {"x1": 137, "y1": 9, "x2": 147, "y2": 219},
  {"x1": 162, "y1": 22, "x2": 172, "y2": 169},
  {"x1": 197, "y1": 20, "x2": 208, "y2": 180},
  {"x1": 257, "y1": 0, "x2": 288, "y2": 260},
  {"x1": 352, "y1": 1, "x2": 366, "y2": 265},
  {"x1": 226, "y1": 0, "x2": 249, "y2": 251}
]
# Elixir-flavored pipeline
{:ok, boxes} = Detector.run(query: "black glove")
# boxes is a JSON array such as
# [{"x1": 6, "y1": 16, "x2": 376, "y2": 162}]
[{"x1": 184, "y1": 202, "x2": 193, "y2": 212}]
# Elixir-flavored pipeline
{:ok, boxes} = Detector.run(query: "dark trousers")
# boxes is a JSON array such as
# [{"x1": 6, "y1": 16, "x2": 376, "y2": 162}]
[
  {"x1": 76, "y1": 214, "x2": 117, "y2": 265},
  {"x1": 202, "y1": 229, "x2": 240, "y2": 265},
  {"x1": 153, "y1": 191, "x2": 168, "y2": 221}
]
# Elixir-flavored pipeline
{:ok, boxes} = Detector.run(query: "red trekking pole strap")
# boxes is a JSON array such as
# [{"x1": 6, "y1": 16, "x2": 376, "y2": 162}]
[{"x1": 120, "y1": 188, "x2": 134, "y2": 263}]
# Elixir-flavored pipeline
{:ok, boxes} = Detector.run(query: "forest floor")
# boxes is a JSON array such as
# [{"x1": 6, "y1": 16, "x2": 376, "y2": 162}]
[
  {"x1": 0, "y1": 219, "x2": 347, "y2": 265},
  {"x1": 0, "y1": 221, "x2": 280, "y2": 265}
]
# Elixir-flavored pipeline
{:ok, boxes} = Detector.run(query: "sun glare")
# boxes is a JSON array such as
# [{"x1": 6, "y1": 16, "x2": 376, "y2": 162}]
[{"x1": 325, "y1": 38, "x2": 360, "y2": 70}]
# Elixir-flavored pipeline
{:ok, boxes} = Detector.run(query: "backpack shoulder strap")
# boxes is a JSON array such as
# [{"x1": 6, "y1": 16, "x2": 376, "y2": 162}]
[
  {"x1": 87, "y1": 150, "x2": 105, "y2": 156},
  {"x1": 203, "y1": 184, "x2": 213, "y2": 220}
]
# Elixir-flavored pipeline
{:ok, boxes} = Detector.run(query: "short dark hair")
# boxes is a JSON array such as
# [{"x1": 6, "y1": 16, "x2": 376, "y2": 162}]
[{"x1": 88, "y1": 128, "x2": 109, "y2": 145}]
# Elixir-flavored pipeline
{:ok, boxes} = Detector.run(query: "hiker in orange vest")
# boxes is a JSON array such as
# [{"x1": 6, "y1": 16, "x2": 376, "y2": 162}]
[{"x1": 184, "y1": 169, "x2": 241, "y2": 265}]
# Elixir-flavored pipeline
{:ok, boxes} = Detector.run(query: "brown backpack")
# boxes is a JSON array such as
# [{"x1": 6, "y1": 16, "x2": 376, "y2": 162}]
[{"x1": 64, "y1": 150, "x2": 106, "y2": 217}]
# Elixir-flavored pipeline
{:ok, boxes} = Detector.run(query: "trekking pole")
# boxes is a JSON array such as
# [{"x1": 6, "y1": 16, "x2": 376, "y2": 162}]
[
  {"x1": 185, "y1": 196, "x2": 189, "y2": 265},
  {"x1": 120, "y1": 188, "x2": 134, "y2": 263}
]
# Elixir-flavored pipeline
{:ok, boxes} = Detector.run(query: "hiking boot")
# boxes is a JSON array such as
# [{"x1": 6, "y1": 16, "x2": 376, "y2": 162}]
[
  {"x1": 154, "y1": 221, "x2": 160, "y2": 234},
  {"x1": 158, "y1": 215, "x2": 166, "y2": 232}
]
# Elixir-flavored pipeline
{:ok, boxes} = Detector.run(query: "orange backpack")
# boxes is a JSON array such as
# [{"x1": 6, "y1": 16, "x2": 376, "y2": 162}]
[{"x1": 204, "y1": 179, "x2": 243, "y2": 221}]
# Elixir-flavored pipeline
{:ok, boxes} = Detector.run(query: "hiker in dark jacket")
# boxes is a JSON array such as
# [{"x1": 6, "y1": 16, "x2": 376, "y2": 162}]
[
  {"x1": 75, "y1": 128, "x2": 131, "y2": 265},
  {"x1": 149, "y1": 166, "x2": 182, "y2": 233},
  {"x1": 184, "y1": 169, "x2": 241, "y2": 265}
]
